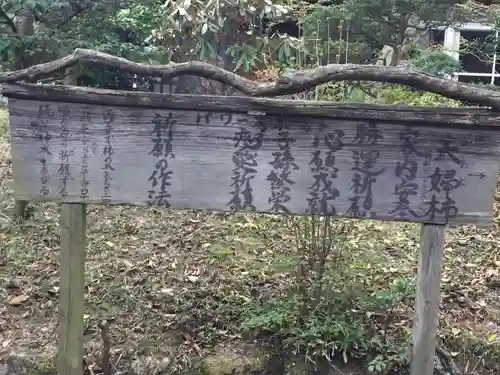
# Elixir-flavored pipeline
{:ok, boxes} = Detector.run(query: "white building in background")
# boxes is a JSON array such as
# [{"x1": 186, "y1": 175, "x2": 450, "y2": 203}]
[{"x1": 431, "y1": 22, "x2": 499, "y2": 85}]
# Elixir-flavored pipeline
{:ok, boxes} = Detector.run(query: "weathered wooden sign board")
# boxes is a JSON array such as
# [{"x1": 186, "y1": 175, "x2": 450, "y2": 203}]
[
  {"x1": 4, "y1": 84, "x2": 500, "y2": 225},
  {"x1": 3, "y1": 82, "x2": 500, "y2": 375}
]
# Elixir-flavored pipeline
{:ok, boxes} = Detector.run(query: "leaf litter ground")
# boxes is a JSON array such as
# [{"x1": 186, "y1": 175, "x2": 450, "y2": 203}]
[{"x1": 0, "y1": 109, "x2": 499, "y2": 374}]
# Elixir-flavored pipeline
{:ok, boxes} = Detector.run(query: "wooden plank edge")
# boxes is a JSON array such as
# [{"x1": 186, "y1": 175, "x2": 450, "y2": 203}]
[
  {"x1": 3, "y1": 83, "x2": 500, "y2": 127},
  {"x1": 10, "y1": 194, "x2": 494, "y2": 226}
]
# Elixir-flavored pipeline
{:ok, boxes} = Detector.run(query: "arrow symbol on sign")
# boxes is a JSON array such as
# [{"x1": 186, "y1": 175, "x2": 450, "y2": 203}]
[{"x1": 468, "y1": 172, "x2": 486, "y2": 179}]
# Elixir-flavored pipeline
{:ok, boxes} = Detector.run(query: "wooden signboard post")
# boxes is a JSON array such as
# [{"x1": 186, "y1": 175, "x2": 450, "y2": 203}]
[{"x1": 3, "y1": 82, "x2": 500, "y2": 375}]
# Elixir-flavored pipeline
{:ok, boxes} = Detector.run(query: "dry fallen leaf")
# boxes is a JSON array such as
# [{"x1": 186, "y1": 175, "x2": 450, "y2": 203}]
[
  {"x1": 7, "y1": 294, "x2": 29, "y2": 306},
  {"x1": 161, "y1": 288, "x2": 175, "y2": 296}
]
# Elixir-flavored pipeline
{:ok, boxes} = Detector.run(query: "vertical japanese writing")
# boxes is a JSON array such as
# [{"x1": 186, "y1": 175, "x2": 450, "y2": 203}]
[
  {"x1": 102, "y1": 109, "x2": 115, "y2": 199},
  {"x1": 147, "y1": 112, "x2": 176, "y2": 208},
  {"x1": 347, "y1": 122, "x2": 386, "y2": 218},
  {"x1": 220, "y1": 113, "x2": 233, "y2": 126},
  {"x1": 58, "y1": 106, "x2": 73, "y2": 197},
  {"x1": 228, "y1": 115, "x2": 266, "y2": 211},
  {"x1": 31, "y1": 104, "x2": 54, "y2": 196},
  {"x1": 421, "y1": 134, "x2": 465, "y2": 222},
  {"x1": 197, "y1": 112, "x2": 232, "y2": 127},
  {"x1": 267, "y1": 120, "x2": 298, "y2": 213},
  {"x1": 80, "y1": 108, "x2": 91, "y2": 199},
  {"x1": 390, "y1": 127, "x2": 427, "y2": 219},
  {"x1": 434, "y1": 134, "x2": 468, "y2": 168},
  {"x1": 196, "y1": 112, "x2": 212, "y2": 125},
  {"x1": 306, "y1": 127, "x2": 345, "y2": 215},
  {"x1": 421, "y1": 167, "x2": 463, "y2": 221},
  {"x1": 196, "y1": 112, "x2": 231, "y2": 149}
]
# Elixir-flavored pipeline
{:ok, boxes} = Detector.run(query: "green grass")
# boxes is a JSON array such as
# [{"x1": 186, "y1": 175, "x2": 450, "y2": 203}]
[{"x1": 0, "y1": 107, "x2": 499, "y2": 375}]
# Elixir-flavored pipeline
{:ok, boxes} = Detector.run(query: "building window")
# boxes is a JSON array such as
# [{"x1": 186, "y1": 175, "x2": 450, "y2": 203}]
[
  {"x1": 442, "y1": 23, "x2": 499, "y2": 85},
  {"x1": 429, "y1": 29, "x2": 445, "y2": 45}
]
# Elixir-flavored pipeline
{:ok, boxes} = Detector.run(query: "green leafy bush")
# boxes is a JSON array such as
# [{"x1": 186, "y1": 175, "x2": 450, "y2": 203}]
[
  {"x1": 369, "y1": 85, "x2": 461, "y2": 107},
  {"x1": 411, "y1": 49, "x2": 462, "y2": 78},
  {"x1": 239, "y1": 275, "x2": 414, "y2": 373},
  {"x1": 233, "y1": 218, "x2": 415, "y2": 374}
]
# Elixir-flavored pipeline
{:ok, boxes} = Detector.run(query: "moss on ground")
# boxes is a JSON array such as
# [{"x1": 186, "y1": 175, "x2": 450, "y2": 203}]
[{"x1": 202, "y1": 344, "x2": 267, "y2": 375}]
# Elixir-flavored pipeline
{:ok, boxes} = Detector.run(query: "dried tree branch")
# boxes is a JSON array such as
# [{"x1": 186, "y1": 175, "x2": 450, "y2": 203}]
[
  {"x1": 2, "y1": 48, "x2": 500, "y2": 109},
  {"x1": 436, "y1": 344, "x2": 462, "y2": 375},
  {"x1": 99, "y1": 320, "x2": 111, "y2": 375}
]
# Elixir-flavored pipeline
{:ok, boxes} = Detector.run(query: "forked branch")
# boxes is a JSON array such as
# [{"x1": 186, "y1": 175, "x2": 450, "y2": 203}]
[{"x1": 1, "y1": 48, "x2": 500, "y2": 109}]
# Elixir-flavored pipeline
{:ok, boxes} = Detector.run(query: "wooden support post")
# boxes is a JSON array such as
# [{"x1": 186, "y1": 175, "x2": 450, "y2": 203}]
[
  {"x1": 12, "y1": 9, "x2": 35, "y2": 221},
  {"x1": 57, "y1": 203, "x2": 86, "y2": 375},
  {"x1": 411, "y1": 223, "x2": 446, "y2": 375}
]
